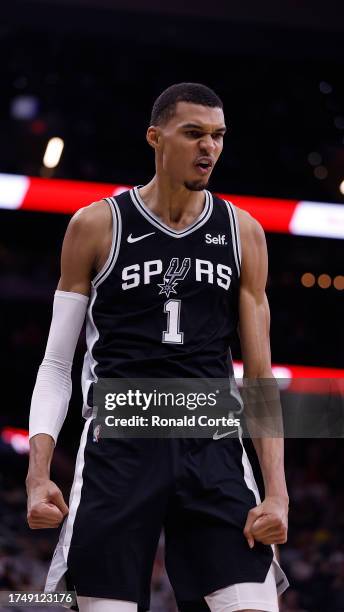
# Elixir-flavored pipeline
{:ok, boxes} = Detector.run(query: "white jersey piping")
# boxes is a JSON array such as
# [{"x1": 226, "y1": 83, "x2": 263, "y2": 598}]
[
  {"x1": 82, "y1": 196, "x2": 122, "y2": 415},
  {"x1": 225, "y1": 200, "x2": 241, "y2": 277},
  {"x1": 130, "y1": 186, "x2": 213, "y2": 238},
  {"x1": 92, "y1": 197, "x2": 122, "y2": 288}
]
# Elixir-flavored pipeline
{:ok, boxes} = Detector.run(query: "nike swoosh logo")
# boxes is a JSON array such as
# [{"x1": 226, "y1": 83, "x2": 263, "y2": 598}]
[
  {"x1": 127, "y1": 232, "x2": 155, "y2": 243},
  {"x1": 213, "y1": 429, "x2": 237, "y2": 440}
]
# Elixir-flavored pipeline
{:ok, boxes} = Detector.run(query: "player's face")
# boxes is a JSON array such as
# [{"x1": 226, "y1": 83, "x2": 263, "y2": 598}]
[{"x1": 157, "y1": 102, "x2": 226, "y2": 191}]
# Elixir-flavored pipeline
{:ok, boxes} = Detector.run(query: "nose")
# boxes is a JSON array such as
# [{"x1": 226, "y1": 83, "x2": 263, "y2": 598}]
[{"x1": 199, "y1": 133, "x2": 216, "y2": 153}]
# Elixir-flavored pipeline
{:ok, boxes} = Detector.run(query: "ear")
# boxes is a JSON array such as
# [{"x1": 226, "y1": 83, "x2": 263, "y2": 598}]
[{"x1": 146, "y1": 126, "x2": 161, "y2": 150}]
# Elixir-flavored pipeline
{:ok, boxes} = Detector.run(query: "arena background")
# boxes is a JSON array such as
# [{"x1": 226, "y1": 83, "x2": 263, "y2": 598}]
[{"x1": 1, "y1": 1, "x2": 344, "y2": 610}]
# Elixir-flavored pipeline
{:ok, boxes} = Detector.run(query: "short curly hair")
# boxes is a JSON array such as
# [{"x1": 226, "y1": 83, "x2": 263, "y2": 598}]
[{"x1": 150, "y1": 82, "x2": 223, "y2": 126}]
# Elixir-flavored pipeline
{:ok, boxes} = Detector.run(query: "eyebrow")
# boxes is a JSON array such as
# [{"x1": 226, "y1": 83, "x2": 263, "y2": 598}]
[{"x1": 181, "y1": 123, "x2": 227, "y2": 134}]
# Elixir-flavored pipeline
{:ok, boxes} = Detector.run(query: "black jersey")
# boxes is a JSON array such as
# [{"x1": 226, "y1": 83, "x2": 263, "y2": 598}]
[
  {"x1": 46, "y1": 188, "x2": 290, "y2": 609},
  {"x1": 81, "y1": 186, "x2": 242, "y2": 413}
]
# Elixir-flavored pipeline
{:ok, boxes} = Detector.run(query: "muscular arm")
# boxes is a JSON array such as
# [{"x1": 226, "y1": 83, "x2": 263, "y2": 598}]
[
  {"x1": 56, "y1": 201, "x2": 106, "y2": 294},
  {"x1": 27, "y1": 200, "x2": 111, "y2": 528},
  {"x1": 237, "y1": 209, "x2": 288, "y2": 547}
]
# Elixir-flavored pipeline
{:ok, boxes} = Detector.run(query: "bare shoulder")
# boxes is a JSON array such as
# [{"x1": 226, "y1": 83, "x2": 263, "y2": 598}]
[
  {"x1": 234, "y1": 205, "x2": 266, "y2": 248},
  {"x1": 58, "y1": 199, "x2": 112, "y2": 294},
  {"x1": 67, "y1": 199, "x2": 112, "y2": 238}
]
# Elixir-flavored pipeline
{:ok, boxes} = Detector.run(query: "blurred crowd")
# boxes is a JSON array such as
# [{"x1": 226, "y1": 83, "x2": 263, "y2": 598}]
[{"x1": 281, "y1": 440, "x2": 344, "y2": 611}]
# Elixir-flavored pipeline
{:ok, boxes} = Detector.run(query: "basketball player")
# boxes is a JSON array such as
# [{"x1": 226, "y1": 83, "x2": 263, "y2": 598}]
[{"x1": 26, "y1": 83, "x2": 289, "y2": 612}]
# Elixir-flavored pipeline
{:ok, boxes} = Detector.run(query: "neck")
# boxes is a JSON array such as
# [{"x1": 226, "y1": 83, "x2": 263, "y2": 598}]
[{"x1": 139, "y1": 175, "x2": 206, "y2": 230}]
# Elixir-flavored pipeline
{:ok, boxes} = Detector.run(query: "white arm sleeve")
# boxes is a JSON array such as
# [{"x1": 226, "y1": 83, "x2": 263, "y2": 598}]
[{"x1": 29, "y1": 289, "x2": 89, "y2": 445}]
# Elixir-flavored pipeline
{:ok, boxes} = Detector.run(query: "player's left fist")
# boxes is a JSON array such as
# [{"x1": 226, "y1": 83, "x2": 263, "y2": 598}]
[{"x1": 243, "y1": 495, "x2": 289, "y2": 548}]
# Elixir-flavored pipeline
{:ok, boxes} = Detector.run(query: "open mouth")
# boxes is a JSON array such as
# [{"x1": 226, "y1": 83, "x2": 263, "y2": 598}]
[{"x1": 195, "y1": 159, "x2": 213, "y2": 174}]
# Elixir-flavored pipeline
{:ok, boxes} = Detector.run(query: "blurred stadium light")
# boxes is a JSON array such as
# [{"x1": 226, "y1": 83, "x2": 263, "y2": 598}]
[{"x1": 1, "y1": 173, "x2": 344, "y2": 239}]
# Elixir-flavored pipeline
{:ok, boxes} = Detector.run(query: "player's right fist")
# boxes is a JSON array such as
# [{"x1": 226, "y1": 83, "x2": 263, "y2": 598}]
[{"x1": 26, "y1": 477, "x2": 69, "y2": 529}]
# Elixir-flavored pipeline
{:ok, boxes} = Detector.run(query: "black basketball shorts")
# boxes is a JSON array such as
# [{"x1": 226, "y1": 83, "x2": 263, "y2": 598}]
[{"x1": 45, "y1": 417, "x2": 288, "y2": 611}]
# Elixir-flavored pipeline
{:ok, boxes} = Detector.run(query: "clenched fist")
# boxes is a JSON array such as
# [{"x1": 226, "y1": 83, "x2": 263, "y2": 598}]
[
  {"x1": 243, "y1": 495, "x2": 288, "y2": 548},
  {"x1": 26, "y1": 477, "x2": 69, "y2": 529}
]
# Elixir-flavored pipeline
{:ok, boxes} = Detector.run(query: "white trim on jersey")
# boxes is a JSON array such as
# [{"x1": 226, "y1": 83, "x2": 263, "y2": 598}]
[
  {"x1": 63, "y1": 417, "x2": 92, "y2": 559},
  {"x1": 239, "y1": 438, "x2": 290, "y2": 597},
  {"x1": 239, "y1": 438, "x2": 261, "y2": 505},
  {"x1": 130, "y1": 186, "x2": 213, "y2": 238},
  {"x1": 81, "y1": 197, "x2": 122, "y2": 415},
  {"x1": 92, "y1": 197, "x2": 122, "y2": 288},
  {"x1": 81, "y1": 286, "x2": 100, "y2": 417},
  {"x1": 225, "y1": 201, "x2": 241, "y2": 277},
  {"x1": 45, "y1": 416, "x2": 92, "y2": 599},
  {"x1": 228, "y1": 200, "x2": 242, "y2": 265}
]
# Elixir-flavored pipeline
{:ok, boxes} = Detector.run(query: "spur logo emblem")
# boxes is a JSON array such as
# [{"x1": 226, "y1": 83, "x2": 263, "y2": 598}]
[{"x1": 158, "y1": 257, "x2": 191, "y2": 297}]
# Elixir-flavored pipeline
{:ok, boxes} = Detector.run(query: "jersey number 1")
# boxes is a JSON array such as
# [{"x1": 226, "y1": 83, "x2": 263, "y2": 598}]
[{"x1": 162, "y1": 299, "x2": 183, "y2": 344}]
